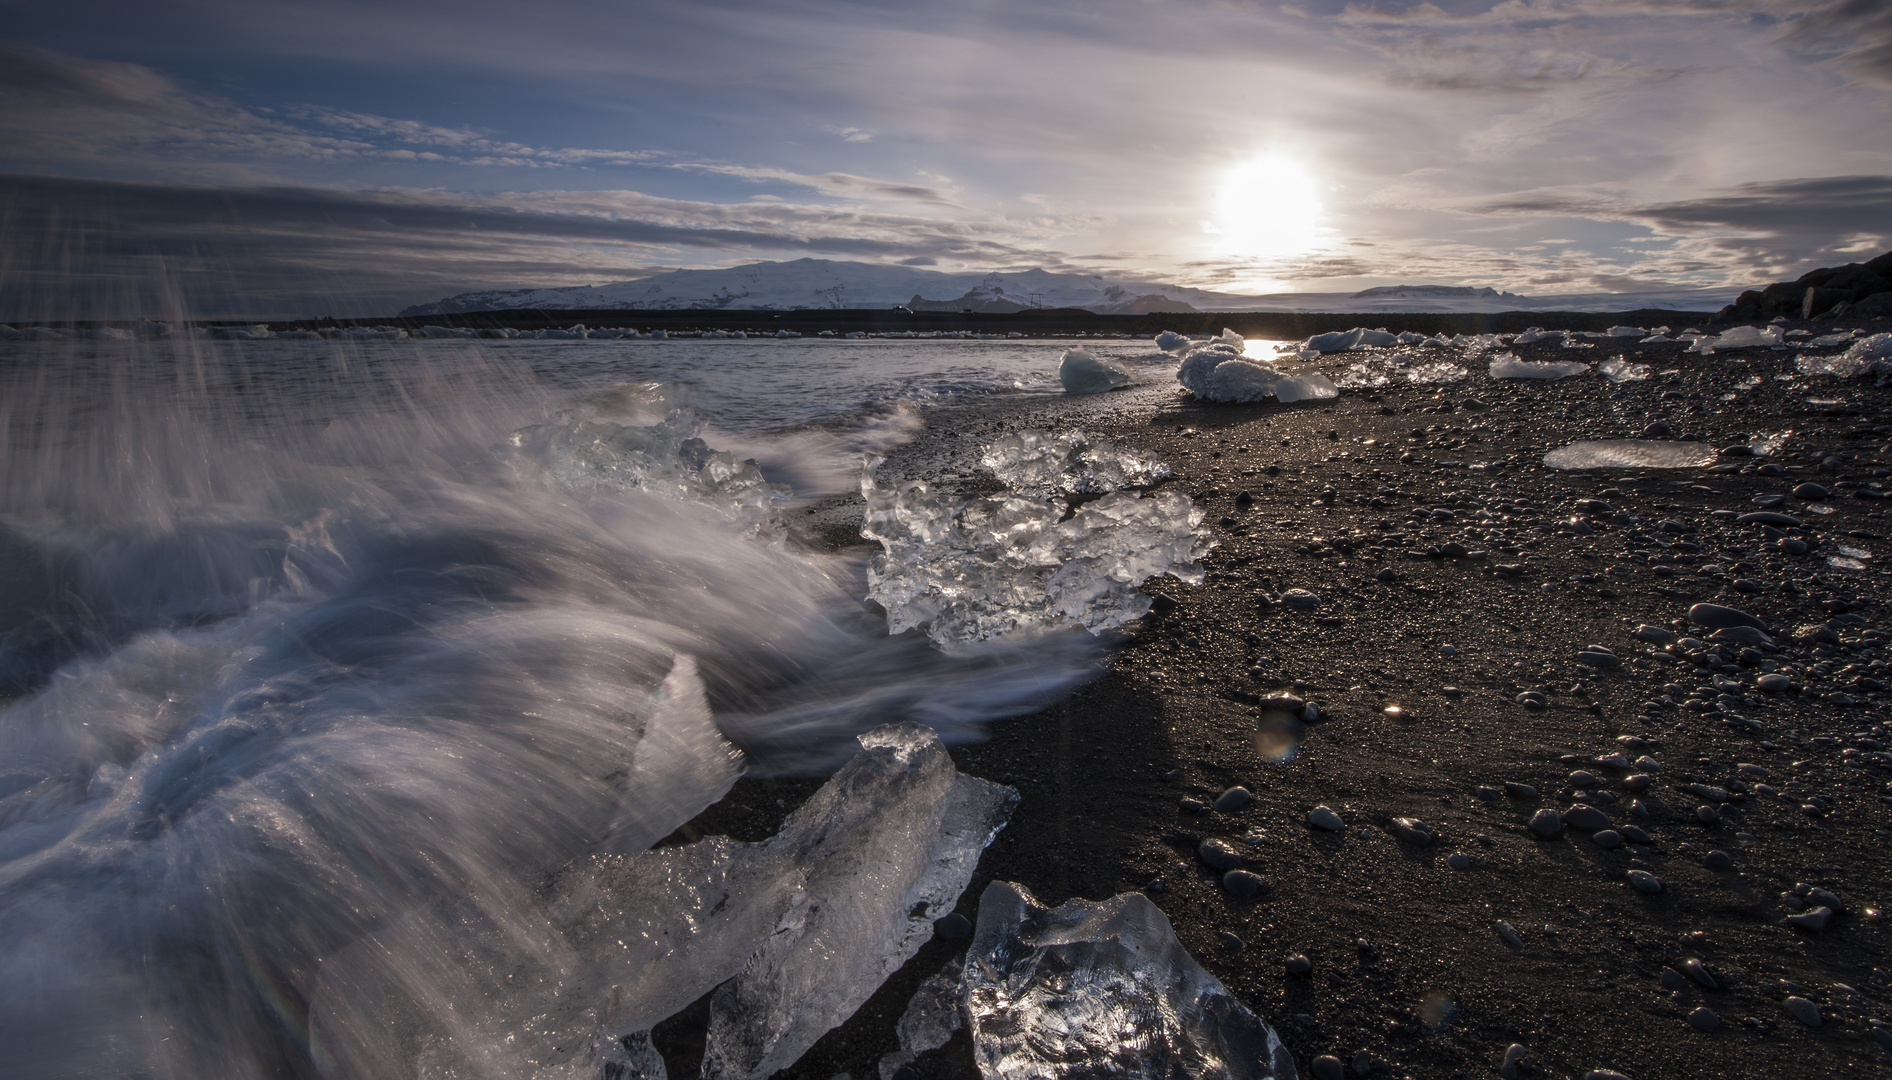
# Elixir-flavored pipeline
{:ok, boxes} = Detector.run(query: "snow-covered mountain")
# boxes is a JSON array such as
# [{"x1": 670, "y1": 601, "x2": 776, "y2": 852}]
[{"x1": 398, "y1": 258, "x2": 1737, "y2": 316}]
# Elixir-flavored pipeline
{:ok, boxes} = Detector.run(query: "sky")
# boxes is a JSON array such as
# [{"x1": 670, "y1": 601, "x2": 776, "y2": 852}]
[{"x1": 3, "y1": 0, "x2": 1892, "y2": 316}]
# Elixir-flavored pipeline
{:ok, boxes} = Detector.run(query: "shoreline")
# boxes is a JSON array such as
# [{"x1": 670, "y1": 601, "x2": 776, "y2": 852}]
[{"x1": 679, "y1": 318, "x2": 1892, "y2": 1078}]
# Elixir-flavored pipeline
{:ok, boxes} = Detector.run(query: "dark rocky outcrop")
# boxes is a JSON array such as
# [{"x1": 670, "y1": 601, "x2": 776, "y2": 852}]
[{"x1": 1720, "y1": 250, "x2": 1892, "y2": 320}]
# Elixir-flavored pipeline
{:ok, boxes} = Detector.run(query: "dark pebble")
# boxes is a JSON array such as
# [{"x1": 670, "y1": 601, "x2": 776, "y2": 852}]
[
  {"x1": 1214, "y1": 786, "x2": 1252, "y2": 813},
  {"x1": 1198, "y1": 838, "x2": 1245, "y2": 872},
  {"x1": 1223, "y1": 870, "x2": 1268, "y2": 899},
  {"x1": 1688, "y1": 1006, "x2": 1720, "y2": 1032},
  {"x1": 1703, "y1": 850, "x2": 1735, "y2": 872},
  {"x1": 1285, "y1": 953, "x2": 1313, "y2": 975},
  {"x1": 1310, "y1": 1055, "x2": 1343, "y2": 1080},
  {"x1": 933, "y1": 913, "x2": 973, "y2": 940}
]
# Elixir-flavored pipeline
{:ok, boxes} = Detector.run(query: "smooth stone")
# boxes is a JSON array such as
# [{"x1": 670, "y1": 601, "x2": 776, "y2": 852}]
[
  {"x1": 1564, "y1": 805, "x2": 1611, "y2": 831},
  {"x1": 1569, "y1": 770, "x2": 1598, "y2": 786},
  {"x1": 1628, "y1": 869, "x2": 1664, "y2": 894},
  {"x1": 1585, "y1": 1071, "x2": 1633, "y2": 1080},
  {"x1": 1576, "y1": 651, "x2": 1621, "y2": 668},
  {"x1": 1308, "y1": 805, "x2": 1345, "y2": 831},
  {"x1": 1696, "y1": 805, "x2": 1721, "y2": 825},
  {"x1": 1354, "y1": 1050, "x2": 1373, "y2": 1076},
  {"x1": 933, "y1": 912, "x2": 973, "y2": 940},
  {"x1": 1285, "y1": 953, "x2": 1313, "y2": 975},
  {"x1": 1794, "y1": 483, "x2": 1830, "y2": 500},
  {"x1": 1688, "y1": 603, "x2": 1768, "y2": 631},
  {"x1": 1703, "y1": 850, "x2": 1735, "y2": 872},
  {"x1": 1633, "y1": 623, "x2": 1678, "y2": 645},
  {"x1": 1618, "y1": 825, "x2": 1650, "y2": 844},
  {"x1": 1392, "y1": 817, "x2": 1433, "y2": 845},
  {"x1": 1310, "y1": 1055, "x2": 1344, "y2": 1080},
  {"x1": 1495, "y1": 920, "x2": 1524, "y2": 948},
  {"x1": 1783, "y1": 996, "x2": 1822, "y2": 1027},
  {"x1": 1758, "y1": 673, "x2": 1792, "y2": 691},
  {"x1": 1476, "y1": 785, "x2": 1503, "y2": 801},
  {"x1": 1810, "y1": 887, "x2": 1843, "y2": 911},
  {"x1": 1593, "y1": 829, "x2": 1623, "y2": 849},
  {"x1": 1529, "y1": 808, "x2": 1564, "y2": 838},
  {"x1": 1505, "y1": 782, "x2": 1540, "y2": 799},
  {"x1": 1198, "y1": 838, "x2": 1245, "y2": 872},
  {"x1": 1218, "y1": 930, "x2": 1244, "y2": 949},
  {"x1": 1737, "y1": 511, "x2": 1803, "y2": 526},
  {"x1": 1281, "y1": 588, "x2": 1321, "y2": 610},
  {"x1": 1624, "y1": 774, "x2": 1652, "y2": 792},
  {"x1": 1687, "y1": 1007, "x2": 1720, "y2": 1032},
  {"x1": 1214, "y1": 786, "x2": 1252, "y2": 813},
  {"x1": 1447, "y1": 852, "x2": 1472, "y2": 869},
  {"x1": 1660, "y1": 966, "x2": 1687, "y2": 990},
  {"x1": 1223, "y1": 870, "x2": 1268, "y2": 899},
  {"x1": 1501, "y1": 1044, "x2": 1529, "y2": 1080},
  {"x1": 1708, "y1": 625, "x2": 1771, "y2": 646},
  {"x1": 1683, "y1": 958, "x2": 1717, "y2": 988},
  {"x1": 1787, "y1": 906, "x2": 1833, "y2": 931}
]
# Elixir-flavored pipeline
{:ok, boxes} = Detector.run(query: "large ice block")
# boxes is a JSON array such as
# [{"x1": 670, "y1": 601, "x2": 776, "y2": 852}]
[{"x1": 964, "y1": 882, "x2": 1299, "y2": 1080}]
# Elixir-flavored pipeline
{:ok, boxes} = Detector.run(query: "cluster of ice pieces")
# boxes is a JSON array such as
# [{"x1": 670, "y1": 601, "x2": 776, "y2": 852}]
[
  {"x1": 506, "y1": 412, "x2": 790, "y2": 510},
  {"x1": 1176, "y1": 333, "x2": 1338, "y2": 404},
  {"x1": 1298, "y1": 328, "x2": 1503, "y2": 355},
  {"x1": 862, "y1": 430, "x2": 1210, "y2": 646},
  {"x1": 1797, "y1": 333, "x2": 1892, "y2": 378},
  {"x1": 1597, "y1": 357, "x2": 1651, "y2": 382},
  {"x1": 1335, "y1": 353, "x2": 1469, "y2": 387},
  {"x1": 1058, "y1": 348, "x2": 1134, "y2": 393},
  {"x1": 877, "y1": 882, "x2": 1297, "y2": 1080},
  {"x1": 1488, "y1": 353, "x2": 1590, "y2": 380},
  {"x1": 979, "y1": 428, "x2": 1172, "y2": 498}
]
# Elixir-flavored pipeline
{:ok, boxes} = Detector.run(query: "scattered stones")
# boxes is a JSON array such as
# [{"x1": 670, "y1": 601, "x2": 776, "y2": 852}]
[
  {"x1": 1793, "y1": 482, "x2": 1830, "y2": 500},
  {"x1": 1505, "y1": 782, "x2": 1540, "y2": 800},
  {"x1": 1708, "y1": 625, "x2": 1771, "y2": 647},
  {"x1": 1758, "y1": 673, "x2": 1793, "y2": 692},
  {"x1": 1213, "y1": 786, "x2": 1252, "y2": 813},
  {"x1": 1576, "y1": 650, "x2": 1621, "y2": 668},
  {"x1": 1628, "y1": 870, "x2": 1664, "y2": 894},
  {"x1": 1198, "y1": 838, "x2": 1245, "y2": 872},
  {"x1": 1703, "y1": 850, "x2": 1736, "y2": 872},
  {"x1": 1564, "y1": 805, "x2": 1611, "y2": 831},
  {"x1": 1783, "y1": 996, "x2": 1822, "y2": 1027},
  {"x1": 1495, "y1": 920, "x2": 1525, "y2": 948},
  {"x1": 1285, "y1": 953, "x2": 1313, "y2": 975},
  {"x1": 1633, "y1": 624, "x2": 1678, "y2": 645},
  {"x1": 1661, "y1": 967, "x2": 1688, "y2": 991},
  {"x1": 1310, "y1": 1055, "x2": 1343, "y2": 1080},
  {"x1": 1569, "y1": 770, "x2": 1598, "y2": 787},
  {"x1": 1683, "y1": 958, "x2": 1718, "y2": 989},
  {"x1": 1391, "y1": 817, "x2": 1434, "y2": 845},
  {"x1": 1447, "y1": 852, "x2": 1472, "y2": 869},
  {"x1": 1476, "y1": 785, "x2": 1502, "y2": 801},
  {"x1": 1618, "y1": 826, "x2": 1651, "y2": 844},
  {"x1": 1624, "y1": 774, "x2": 1652, "y2": 792},
  {"x1": 1529, "y1": 809, "x2": 1564, "y2": 838},
  {"x1": 1308, "y1": 805, "x2": 1345, "y2": 831},
  {"x1": 1697, "y1": 805, "x2": 1721, "y2": 825},
  {"x1": 1516, "y1": 691, "x2": 1547, "y2": 711},
  {"x1": 1688, "y1": 1006, "x2": 1720, "y2": 1032},
  {"x1": 1593, "y1": 830, "x2": 1623, "y2": 849},
  {"x1": 1222, "y1": 870, "x2": 1268, "y2": 900}
]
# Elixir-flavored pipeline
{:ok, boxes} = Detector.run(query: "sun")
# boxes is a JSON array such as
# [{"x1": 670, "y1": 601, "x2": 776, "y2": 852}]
[{"x1": 1209, "y1": 154, "x2": 1326, "y2": 262}]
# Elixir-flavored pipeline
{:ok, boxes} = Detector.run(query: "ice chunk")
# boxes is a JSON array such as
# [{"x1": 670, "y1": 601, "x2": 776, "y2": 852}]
[
  {"x1": 506, "y1": 413, "x2": 791, "y2": 510},
  {"x1": 699, "y1": 724, "x2": 1018, "y2": 1080},
  {"x1": 878, "y1": 959, "x2": 966, "y2": 1080},
  {"x1": 1512, "y1": 329, "x2": 1564, "y2": 344},
  {"x1": 1407, "y1": 361, "x2": 1468, "y2": 384},
  {"x1": 862, "y1": 458, "x2": 1211, "y2": 646},
  {"x1": 421, "y1": 324, "x2": 475, "y2": 338},
  {"x1": 1798, "y1": 333, "x2": 1892, "y2": 378},
  {"x1": 963, "y1": 881, "x2": 1297, "y2": 1080},
  {"x1": 1543, "y1": 440, "x2": 1718, "y2": 470},
  {"x1": 1710, "y1": 325, "x2": 1783, "y2": 349},
  {"x1": 1750, "y1": 430, "x2": 1791, "y2": 456},
  {"x1": 980, "y1": 428, "x2": 1170, "y2": 498},
  {"x1": 1606, "y1": 326, "x2": 1645, "y2": 337},
  {"x1": 1059, "y1": 348, "x2": 1134, "y2": 393},
  {"x1": 1302, "y1": 327, "x2": 1398, "y2": 353},
  {"x1": 1153, "y1": 330, "x2": 1192, "y2": 353},
  {"x1": 1489, "y1": 353, "x2": 1589, "y2": 379},
  {"x1": 1598, "y1": 357, "x2": 1651, "y2": 382},
  {"x1": 1177, "y1": 345, "x2": 1338, "y2": 403}
]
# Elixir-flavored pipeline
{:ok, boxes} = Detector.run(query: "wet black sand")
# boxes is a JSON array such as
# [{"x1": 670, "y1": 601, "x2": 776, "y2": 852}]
[{"x1": 682, "y1": 317, "x2": 1892, "y2": 1079}]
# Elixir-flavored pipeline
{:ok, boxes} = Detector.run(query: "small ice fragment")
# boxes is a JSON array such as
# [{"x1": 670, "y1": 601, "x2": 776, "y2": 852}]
[
  {"x1": 1512, "y1": 329, "x2": 1564, "y2": 344},
  {"x1": 1798, "y1": 333, "x2": 1892, "y2": 378},
  {"x1": 979, "y1": 428, "x2": 1170, "y2": 498},
  {"x1": 1302, "y1": 327, "x2": 1397, "y2": 353},
  {"x1": 1597, "y1": 357, "x2": 1650, "y2": 382},
  {"x1": 1058, "y1": 348, "x2": 1134, "y2": 393},
  {"x1": 1543, "y1": 440, "x2": 1719, "y2": 470},
  {"x1": 1155, "y1": 330, "x2": 1193, "y2": 353},
  {"x1": 964, "y1": 881, "x2": 1296, "y2": 1080},
  {"x1": 1178, "y1": 344, "x2": 1338, "y2": 402},
  {"x1": 1489, "y1": 353, "x2": 1590, "y2": 379},
  {"x1": 1407, "y1": 361, "x2": 1468, "y2": 384},
  {"x1": 876, "y1": 958, "x2": 966, "y2": 1080},
  {"x1": 1749, "y1": 431, "x2": 1791, "y2": 456},
  {"x1": 1606, "y1": 326, "x2": 1645, "y2": 337}
]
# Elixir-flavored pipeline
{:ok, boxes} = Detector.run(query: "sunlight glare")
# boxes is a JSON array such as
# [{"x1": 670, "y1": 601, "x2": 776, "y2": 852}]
[{"x1": 1210, "y1": 155, "x2": 1326, "y2": 262}]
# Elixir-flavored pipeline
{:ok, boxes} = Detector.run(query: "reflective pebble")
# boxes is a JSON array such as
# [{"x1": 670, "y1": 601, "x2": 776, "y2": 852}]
[
  {"x1": 1593, "y1": 830, "x2": 1622, "y2": 849},
  {"x1": 1285, "y1": 953, "x2": 1313, "y2": 975},
  {"x1": 1687, "y1": 1006, "x2": 1719, "y2": 1032},
  {"x1": 1628, "y1": 869, "x2": 1663, "y2": 894},
  {"x1": 1783, "y1": 996, "x2": 1822, "y2": 1027}
]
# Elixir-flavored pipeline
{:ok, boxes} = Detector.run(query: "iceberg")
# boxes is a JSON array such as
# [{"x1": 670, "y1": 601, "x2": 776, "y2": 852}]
[
  {"x1": 1489, "y1": 353, "x2": 1589, "y2": 379},
  {"x1": 1543, "y1": 440, "x2": 1718, "y2": 470},
  {"x1": 1177, "y1": 344, "x2": 1337, "y2": 403},
  {"x1": 963, "y1": 881, "x2": 1298, "y2": 1080},
  {"x1": 1059, "y1": 348, "x2": 1134, "y2": 393},
  {"x1": 980, "y1": 428, "x2": 1170, "y2": 498}
]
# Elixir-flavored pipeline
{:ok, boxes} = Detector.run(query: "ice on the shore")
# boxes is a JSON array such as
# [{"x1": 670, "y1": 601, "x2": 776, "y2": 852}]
[
  {"x1": 980, "y1": 428, "x2": 1170, "y2": 498},
  {"x1": 1543, "y1": 440, "x2": 1719, "y2": 470},
  {"x1": 1302, "y1": 327, "x2": 1399, "y2": 353},
  {"x1": 506, "y1": 413, "x2": 791, "y2": 510},
  {"x1": 1598, "y1": 357, "x2": 1651, "y2": 382},
  {"x1": 1058, "y1": 348, "x2": 1134, "y2": 393},
  {"x1": 1489, "y1": 353, "x2": 1589, "y2": 379},
  {"x1": 1154, "y1": 330, "x2": 1192, "y2": 353},
  {"x1": 963, "y1": 881, "x2": 1297, "y2": 1080},
  {"x1": 1798, "y1": 333, "x2": 1892, "y2": 378},
  {"x1": 1177, "y1": 343, "x2": 1338, "y2": 403},
  {"x1": 534, "y1": 724, "x2": 1015, "y2": 1080},
  {"x1": 877, "y1": 958, "x2": 968, "y2": 1080},
  {"x1": 863, "y1": 444, "x2": 1211, "y2": 646},
  {"x1": 1337, "y1": 354, "x2": 1467, "y2": 387}
]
